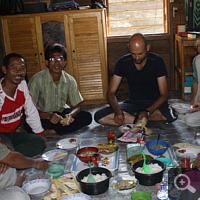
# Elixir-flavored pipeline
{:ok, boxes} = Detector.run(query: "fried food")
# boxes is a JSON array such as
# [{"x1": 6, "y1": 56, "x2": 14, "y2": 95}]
[
  {"x1": 173, "y1": 105, "x2": 183, "y2": 109},
  {"x1": 43, "y1": 173, "x2": 81, "y2": 200},
  {"x1": 96, "y1": 144, "x2": 116, "y2": 154},
  {"x1": 60, "y1": 116, "x2": 72, "y2": 125},
  {"x1": 53, "y1": 152, "x2": 67, "y2": 159},
  {"x1": 128, "y1": 154, "x2": 154, "y2": 166},
  {"x1": 129, "y1": 117, "x2": 153, "y2": 135}
]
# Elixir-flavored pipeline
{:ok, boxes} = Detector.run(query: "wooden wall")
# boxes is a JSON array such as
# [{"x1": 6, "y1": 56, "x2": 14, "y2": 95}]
[
  {"x1": 0, "y1": 0, "x2": 187, "y2": 100},
  {"x1": 107, "y1": 0, "x2": 186, "y2": 99}
]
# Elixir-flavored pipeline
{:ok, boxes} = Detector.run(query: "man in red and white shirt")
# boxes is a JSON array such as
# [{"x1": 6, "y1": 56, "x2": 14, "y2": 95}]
[{"x1": 0, "y1": 53, "x2": 50, "y2": 157}]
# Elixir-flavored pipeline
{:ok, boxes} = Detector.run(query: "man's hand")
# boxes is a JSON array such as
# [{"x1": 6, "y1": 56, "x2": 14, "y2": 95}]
[
  {"x1": 138, "y1": 111, "x2": 149, "y2": 121},
  {"x1": 0, "y1": 163, "x2": 9, "y2": 174},
  {"x1": 194, "y1": 153, "x2": 200, "y2": 169},
  {"x1": 188, "y1": 100, "x2": 200, "y2": 113},
  {"x1": 49, "y1": 113, "x2": 62, "y2": 124},
  {"x1": 33, "y1": 158, "x2": 48, "y2": 174},
  {"x1": 61, "y1": 114, "x2": 74, "y2": 126},
  {"x1": 44, "y1": 136, "x2": 54, "y2": 142},
  {"x1": 114, "y1": 110, "x2": 125, "y2": 126}
]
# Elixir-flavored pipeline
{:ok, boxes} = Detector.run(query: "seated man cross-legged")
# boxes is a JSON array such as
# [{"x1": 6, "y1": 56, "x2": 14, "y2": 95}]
[
  {"x1": 0, "y1": 53, "x2": 48, "y2": 157},
  {"x1": 25, "y1": 44, "x2": 92, "y2": 135},
  {"x1": 94, "y1": 33, "x2": 178, "y2": 127}
]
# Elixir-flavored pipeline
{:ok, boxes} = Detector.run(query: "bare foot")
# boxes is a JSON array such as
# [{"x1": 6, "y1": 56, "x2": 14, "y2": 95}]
[
  {"x1": 44, "y1": 129, "x2": 56, "y2": 136},
  {"x1": 14, "y1": 171, "x2": 26, "y2": 187}
]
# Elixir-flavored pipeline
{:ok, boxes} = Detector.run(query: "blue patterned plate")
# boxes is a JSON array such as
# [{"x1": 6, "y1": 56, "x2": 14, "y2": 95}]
[{"x1": 61, "y1": 193, "x2": 91, "y2": 200}]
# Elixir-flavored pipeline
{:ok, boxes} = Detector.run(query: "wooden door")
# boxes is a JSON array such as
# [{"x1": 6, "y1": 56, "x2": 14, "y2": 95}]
[
  {"x1": 1, "y1": 17, "x2": 41, "y2": 81},
  {"x1": 67, "y1": 9, "x2": 108, "y2": 104}
]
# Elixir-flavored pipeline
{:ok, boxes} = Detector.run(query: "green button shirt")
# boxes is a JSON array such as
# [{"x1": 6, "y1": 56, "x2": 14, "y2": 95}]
[{"x1": 28, "y1": 69, "x2": 83, "y2": 113}]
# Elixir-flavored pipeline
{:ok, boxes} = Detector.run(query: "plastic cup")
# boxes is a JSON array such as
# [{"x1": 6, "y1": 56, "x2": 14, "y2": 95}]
[
  {"x1": 181, "y1": 155, "x2": 190, "y2": 173},
  {"x1": 107, "y1": 132, "x2": 115, "y2": 144}
]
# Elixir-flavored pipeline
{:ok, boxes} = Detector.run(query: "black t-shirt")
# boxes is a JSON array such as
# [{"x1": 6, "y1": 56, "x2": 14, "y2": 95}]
[{"x1": 114, "y1": 52, "x2": 168, "y2": 102}]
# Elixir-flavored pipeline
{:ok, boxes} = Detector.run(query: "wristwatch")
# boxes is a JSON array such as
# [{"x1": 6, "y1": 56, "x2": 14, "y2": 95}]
[{"x1": 144, "y1": 109, "x2": 151, "y2": 117}]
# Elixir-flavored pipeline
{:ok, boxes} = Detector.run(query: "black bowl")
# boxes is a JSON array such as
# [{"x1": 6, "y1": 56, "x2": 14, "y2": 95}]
[
  {"x1": 76, "y1": 167, "x2": 112, "y2": 195},
  {"x1": 132, "y1": 159, "x2": 166, "y2": 186}
]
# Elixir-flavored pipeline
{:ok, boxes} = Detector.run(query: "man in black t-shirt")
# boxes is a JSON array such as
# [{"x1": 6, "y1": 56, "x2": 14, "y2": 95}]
[{"x1": 94, "y1": 33, "x2": 177, "y2": 126}]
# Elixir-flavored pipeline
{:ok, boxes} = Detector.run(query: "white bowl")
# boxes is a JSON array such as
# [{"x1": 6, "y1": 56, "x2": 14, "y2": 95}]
[
  {"x1": 22, "y1": 179, "x2": 51, "y2": 195},
  {"x1": 112, "y1": 175, "x2": 138, "y2": 194},
  {"x1": 171, "y1": 103, "x2": 192, "y2": 114}
]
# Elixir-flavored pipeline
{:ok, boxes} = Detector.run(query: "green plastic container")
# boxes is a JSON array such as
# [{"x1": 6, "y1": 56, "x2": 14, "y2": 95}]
[
  {"x1": 47, "y1": 164, "x2": 64, "y2": 178},
  {"x1": 131, "y1": 191, "x2": 152, "y2": 200}
]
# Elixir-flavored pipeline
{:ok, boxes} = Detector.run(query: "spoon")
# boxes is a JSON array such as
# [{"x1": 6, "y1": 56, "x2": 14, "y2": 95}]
[
  {"x1": 141, "y1": 151, "x2": 151, "y2": 173},
  {"x1": 87, "y1": 161, "x2": 96, "y2": 183},
  {"x1": 156, "y1": 133, "x2": 160, "y2": 146}
]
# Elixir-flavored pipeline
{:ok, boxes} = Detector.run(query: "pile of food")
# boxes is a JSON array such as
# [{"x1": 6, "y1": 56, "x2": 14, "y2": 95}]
[
  {"x1": 81, "y1": 173, "x2": 108, "y2": 183},
  {"x1": 113, "y1": 179, "x2": 136, "y2": 190},
  {"x1": 43, "y1": 172, "x2": 81, "y2": 200},
  {"x1": 53, "y1": 152, "x2": 68, "y2": 160},
  {"x1": 135, "y1": 163, "x2": 163, "y2": 174},
  {"x1": 129, "y1": 117, "x2": 153, "y2": 135},
  {"x1": 96, "y1": 143, "x2": 118, "y2": 154}
]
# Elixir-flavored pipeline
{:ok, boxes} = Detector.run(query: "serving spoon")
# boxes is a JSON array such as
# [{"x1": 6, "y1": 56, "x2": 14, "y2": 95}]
[
  {"x1": 87, "y1": 161, "x2": 96, "y2": 183},
  {"x1": 156, "y1": 133, "x2": 160, "y2": 146},
  {"x1": 141, "y1": 151, "x2": 151, "y2": 173}
]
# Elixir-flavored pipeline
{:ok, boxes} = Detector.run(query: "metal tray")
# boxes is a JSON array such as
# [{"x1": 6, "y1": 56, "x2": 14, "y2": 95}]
[
  {"x1": 126, "y1": 143, "x2": 178, "y2": 168},
  {"x1": 71, "y1": 147, "x2": 119, "y2": 172}
]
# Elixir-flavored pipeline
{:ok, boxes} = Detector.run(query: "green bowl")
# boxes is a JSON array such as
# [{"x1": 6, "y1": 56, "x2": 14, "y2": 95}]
[
  {"x1": 47, "y1": 164, "x2": 64, "y2": 178},
  {"x1": 131, "y1": 191, "x2": 152, "y2": 200},
  {"x1": 155, "y1": 157, "x2": 173, "y2": 167}
]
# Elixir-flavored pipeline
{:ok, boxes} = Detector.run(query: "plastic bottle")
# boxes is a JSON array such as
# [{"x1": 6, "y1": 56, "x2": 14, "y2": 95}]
[{"x1": 157, "y1": 184, "x2": 169, "y2": 200}]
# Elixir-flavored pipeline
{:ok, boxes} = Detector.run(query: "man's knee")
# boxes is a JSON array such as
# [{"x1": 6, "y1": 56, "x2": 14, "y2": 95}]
[{"x1": 0, "y1": 186, "x2": 30, "y2": 200}]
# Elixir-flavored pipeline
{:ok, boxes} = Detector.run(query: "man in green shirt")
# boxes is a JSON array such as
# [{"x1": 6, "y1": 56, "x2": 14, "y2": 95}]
[{"x1": 24, "y1": 45, "x2": 92, "y2": 135}]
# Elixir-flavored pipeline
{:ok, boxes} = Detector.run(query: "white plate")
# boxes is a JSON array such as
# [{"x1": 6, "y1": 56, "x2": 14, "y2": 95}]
[
  {"x1": 171, "y1": 103, "x2": 192, "y2": 114},
  {"x1": 56, "y1": 138, "x2": 81, "y2": 150},
  {"x1": 61, "y1": 193, "x2": 91, "y2": 200},
  {"x1": 112, "y1": 175, "x2": 138, "y2": 194},
  {"x1": 42, "y1": 149, "x2": 68, "y2": 161},
  {"x1": 118, "y1": 124, "x2": 134, "y2": 133},
  {"x1": 22, "y1": 179, "x2": 51, "y2": 195},
  {"x1": 175, "y1": 147, "x2": 200, "y2": 159}
]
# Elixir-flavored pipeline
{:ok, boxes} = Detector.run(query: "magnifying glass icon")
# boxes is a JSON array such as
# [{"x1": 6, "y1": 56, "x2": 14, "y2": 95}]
[{"x1": 174, "y1": 174, "x2": 196, "y2": 193}]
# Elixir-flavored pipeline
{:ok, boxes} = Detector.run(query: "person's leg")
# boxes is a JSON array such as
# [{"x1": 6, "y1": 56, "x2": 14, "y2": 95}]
[
  {"x1": 0, "y1": 186, "x2": 30, "y2": 200},
  {"x1": 94, "y1": 101, "x2": 144, "y2": 125},
  {"x1": 0, "y1": 133, "x2": 14, "y2": 149},
  {"x1": 53, "y1": 110, "x2": 92, "y2": 135},
  {"x1": 185, "y1": 111, "x2": 200, "y2": 127},
  {"x1": 155, "y1": 103, "x2": 178, "y2": 123},
  {"x1": 11, "y1": 132, "x2": 46, "y2": 157},
  {"x1": 0, "y1": 167, "x2": 17, "y2": 190}
]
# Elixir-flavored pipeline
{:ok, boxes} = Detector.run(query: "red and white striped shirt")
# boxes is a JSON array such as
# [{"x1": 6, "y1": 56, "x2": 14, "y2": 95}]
[{"x1": 0, "y1": 78, "x2": 44, "y2": 136}]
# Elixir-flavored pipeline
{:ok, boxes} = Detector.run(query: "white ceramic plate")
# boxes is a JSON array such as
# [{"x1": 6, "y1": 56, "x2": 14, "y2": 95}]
[
  {"x1": 22, "y1": 179, "x2": 51, "y2": 195},
  {"x1": 56, "y1": 138, "x2": 81, "y2": 150},
  {"x1": 171, "y1": 103, "x2": 192, "y2": 114},
  {"x1": 118, "y1": 124, "x2": 134, "y2": 133},
  {"x1": 112, "y1": 175, "x2": 138, "y2": 195},
  {"x1": 175, "y1": 147, "x2": 200, "y2": 159},
  {"x1": 42, "y1": 149, "x2": 68, "y2": 161},
  {"x1": 61, "y1": 193, "x2": 91, "y2": 200}
]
